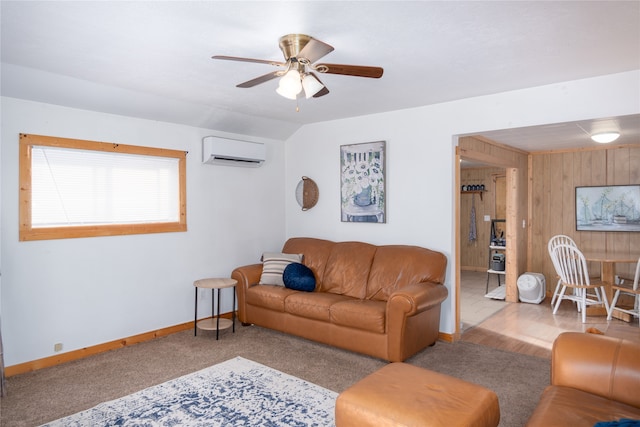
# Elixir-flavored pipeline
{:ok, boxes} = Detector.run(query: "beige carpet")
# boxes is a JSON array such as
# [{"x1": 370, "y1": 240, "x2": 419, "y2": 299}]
[{"x1": 0, "y1": 325, "x2": 549, "y2": 427}]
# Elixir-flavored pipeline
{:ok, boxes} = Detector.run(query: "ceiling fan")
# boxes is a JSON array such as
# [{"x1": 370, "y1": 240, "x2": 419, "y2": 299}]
[{"x1": 212, "y1": 34, "x2": 384, "y2": 100}]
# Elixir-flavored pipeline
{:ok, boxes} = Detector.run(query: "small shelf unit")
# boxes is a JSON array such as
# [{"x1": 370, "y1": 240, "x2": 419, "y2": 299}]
[
  {"x1": 486, "y1": 219, "x2": 506, "y2": 293},
  {"x1": 460, "y1": 190, "x2": 486, "y2": 201},
  {"x1": 487, "y1": 247, "x2": 506, "y2": 272}
]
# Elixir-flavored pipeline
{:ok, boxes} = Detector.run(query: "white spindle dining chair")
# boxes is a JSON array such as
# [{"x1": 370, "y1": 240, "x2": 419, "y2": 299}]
[
  {"x1": 548, "y1": 235, "x2": 577, "y2": 306},
  {"x1": 607, "y1": 256, "x2": 640, "y2": 326},
  {"x1": 550, "y1": 243, "x2": 609, "y2": 323}
]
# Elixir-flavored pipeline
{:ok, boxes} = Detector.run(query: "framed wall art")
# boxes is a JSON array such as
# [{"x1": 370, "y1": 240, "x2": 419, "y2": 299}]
[
  {"x1": 340, "y1": 141, "x2": 385, "y2": 223},
  {"x1": 576, "y1": 184, "x2": 640, "y2": 232}
]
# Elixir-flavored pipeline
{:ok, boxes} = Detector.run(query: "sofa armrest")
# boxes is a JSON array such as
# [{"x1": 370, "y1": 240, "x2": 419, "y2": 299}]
[
  {"x1": 387, "y1": 282, "x2": 448, "y2": 317},
  {"x1": 231, "y1": 263, "x2": 262, "y2": 323},
  {"x1": 386, "y1": 282, "x2": 448, "y2": 362},
  {"x1": 551, "y1": 332, "x2": 640, "y2": 408}
]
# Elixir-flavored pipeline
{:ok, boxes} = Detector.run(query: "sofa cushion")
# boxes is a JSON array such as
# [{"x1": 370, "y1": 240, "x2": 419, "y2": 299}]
[
  {"x1": 259, "y1": 252, "x2": 303, "y2": 286},
  {"x1": 283, "y1": 262, "x2": 316, "y2": 292},
  {"x1": 366, "y1": 245, "x2": 447, "y2": 301},
  {"x1": 527, "y1": 386, "x2": 640, "y2": 427},
  {"x1": 321, "y1": 241, "x2": 377, "y2": 298},
  {"x1": 282, "y1": 237, "x2": 335, "y2": 285},
  {"x1": 551, "y1": 332, "x2": 640, "y2": 409},
  {"x1": 285, "y1": 292, "x2": 351, "y2": 321},
  {"x1": 246, "y1": 284, "x2": 298, "y2": 312},
  {"x1": 330, "y1": 300, "x2": 386, "y2": 334}
]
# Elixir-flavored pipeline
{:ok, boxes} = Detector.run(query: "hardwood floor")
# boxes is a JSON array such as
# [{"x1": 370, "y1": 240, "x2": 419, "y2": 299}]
[
  {"x1": 460, "y1": 270, "x2": 507, "y2": 331},
  {"x1": 460, "y1": 270, "x2": 640, "y2": 359}
]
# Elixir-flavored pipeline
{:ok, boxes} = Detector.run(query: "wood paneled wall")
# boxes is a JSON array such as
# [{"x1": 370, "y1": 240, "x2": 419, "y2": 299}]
[
  {"x1": 460, "y1": 167, "x2": 505, "y2": 270},
  {"x1": 529, "y1": 145, "x2": 640, "y2": 290},
  {"x1": 458, "y1": 136, "x2": 529, "y2": 303}
]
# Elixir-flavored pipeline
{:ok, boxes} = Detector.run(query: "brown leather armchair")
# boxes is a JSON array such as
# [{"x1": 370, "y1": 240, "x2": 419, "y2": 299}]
[{"x1": 527, "y1": 332, "x2": 640, "y2": 426}]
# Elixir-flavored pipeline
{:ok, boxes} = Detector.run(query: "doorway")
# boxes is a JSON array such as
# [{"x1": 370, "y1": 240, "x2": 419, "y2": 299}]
[
  {"x1": 455, "y1": 138, "x2": 527, "y2": 339},
  {"x1": 459, "y1": 170, "x2": 507, "y2": 331}
]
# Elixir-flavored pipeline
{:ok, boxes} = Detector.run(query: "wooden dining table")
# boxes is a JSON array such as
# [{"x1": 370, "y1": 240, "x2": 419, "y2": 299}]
[{"x1": 583, "y1": 250, "x2": 640, "y2": 321}]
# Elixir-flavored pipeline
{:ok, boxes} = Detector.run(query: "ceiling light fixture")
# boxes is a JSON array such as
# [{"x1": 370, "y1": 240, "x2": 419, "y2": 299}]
[
  {"x1": 275, "y1": 69, "x2": 302, "y2": 99},
  {"x1": 275, "y1": 61, "x2": 325, "y2": 101},
  {"x1": 591, "y1": 132, "x2": 620, "y2": 144},
  {"x1": 301, "y1": 73, "x2": 324, "y2": 98}
]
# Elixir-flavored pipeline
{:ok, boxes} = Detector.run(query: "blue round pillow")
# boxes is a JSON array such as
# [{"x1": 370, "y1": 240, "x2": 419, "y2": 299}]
[{"x1": 283, "y1": 262, "x2": 316, "y2": 292}]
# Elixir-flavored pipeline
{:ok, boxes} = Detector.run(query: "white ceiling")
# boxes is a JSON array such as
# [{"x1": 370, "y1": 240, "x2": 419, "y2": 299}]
[{"x1": 1, "y1": 1, "x2": 639, "y2": 150}]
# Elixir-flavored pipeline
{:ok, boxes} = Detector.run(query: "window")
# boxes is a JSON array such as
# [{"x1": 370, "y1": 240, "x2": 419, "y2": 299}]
[{"x1": 19, "y1": 134, "x2": 187, "y2": 241}]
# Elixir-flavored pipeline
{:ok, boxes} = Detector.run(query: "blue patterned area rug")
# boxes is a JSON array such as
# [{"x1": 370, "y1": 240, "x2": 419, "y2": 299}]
[{"x1": 41, "y1": 356, "x2": 338, "y2": 426}]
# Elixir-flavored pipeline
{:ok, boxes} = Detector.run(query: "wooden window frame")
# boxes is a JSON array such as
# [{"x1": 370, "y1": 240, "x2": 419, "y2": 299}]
[{"x1": 19, "y1": 133, "x2": 187, "y2": 241}]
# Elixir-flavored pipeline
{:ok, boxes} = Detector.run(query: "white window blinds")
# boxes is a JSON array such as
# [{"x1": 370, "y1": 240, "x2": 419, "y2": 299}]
[{"x1": 31, "y1": 145, "x2": 180, "y2": 227}]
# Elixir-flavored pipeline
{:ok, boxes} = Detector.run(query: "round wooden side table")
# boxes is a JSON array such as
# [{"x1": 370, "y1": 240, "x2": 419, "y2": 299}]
[{"x1": 193, "y1": 278, "x2": 237, "y2": 340}]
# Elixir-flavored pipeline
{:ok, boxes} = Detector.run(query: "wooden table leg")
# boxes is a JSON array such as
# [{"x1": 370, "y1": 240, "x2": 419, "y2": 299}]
[{"x1": 602, "y1": 261, "x2": 614, "y2": 305}]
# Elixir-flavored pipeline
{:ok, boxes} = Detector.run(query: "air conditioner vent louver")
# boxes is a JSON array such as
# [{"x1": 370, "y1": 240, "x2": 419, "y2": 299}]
[{"x1": 202, "y1": 136, "x2": 265, "y2": 167}]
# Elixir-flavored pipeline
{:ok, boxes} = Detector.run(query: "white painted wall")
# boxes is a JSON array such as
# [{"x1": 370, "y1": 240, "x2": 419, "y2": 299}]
[
  {"x1": 1, "y1": 70, "x2": 638, "y2": 366},
  {"x1": 1, "y1": 97, "x2": 286, "y2": 366},
  {"x1": 286, "y1": 71, "x2": 640, "y2": 334}
]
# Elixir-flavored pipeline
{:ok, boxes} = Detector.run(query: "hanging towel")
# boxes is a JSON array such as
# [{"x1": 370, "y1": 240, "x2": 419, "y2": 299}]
[{"x1": 469, "y1": 194, "x2": 477, "y2": 242}]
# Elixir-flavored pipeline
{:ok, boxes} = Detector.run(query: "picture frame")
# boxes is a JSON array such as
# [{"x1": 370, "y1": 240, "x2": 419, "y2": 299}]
[
  {"x1": 340, "y1": 141, "x2": 386, "y2": 223},
  {"x1": 575, "y1": 184, "x2": 640, "y2": 232}
]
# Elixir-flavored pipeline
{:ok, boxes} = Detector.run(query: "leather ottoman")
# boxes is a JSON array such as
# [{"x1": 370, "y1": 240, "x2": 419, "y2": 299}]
[{"x1": 335, "y1": 362, "x2": 500, "y2": 427}]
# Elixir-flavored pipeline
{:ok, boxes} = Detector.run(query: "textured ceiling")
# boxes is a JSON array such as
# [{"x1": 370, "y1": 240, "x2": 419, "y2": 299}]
[{"x1": 1, "y1": 1, "x2": 639, "y2": 149}]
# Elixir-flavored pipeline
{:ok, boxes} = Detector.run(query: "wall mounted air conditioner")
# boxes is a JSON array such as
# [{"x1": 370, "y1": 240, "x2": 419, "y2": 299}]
[{"x1": 202, "y1": 136, "x2": 266, "y2": 167}]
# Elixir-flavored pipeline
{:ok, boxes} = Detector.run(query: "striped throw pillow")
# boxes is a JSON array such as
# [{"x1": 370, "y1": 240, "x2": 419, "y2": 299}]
[{"x1": 259, "y1": 252, "x2": 303, "y2": 286}]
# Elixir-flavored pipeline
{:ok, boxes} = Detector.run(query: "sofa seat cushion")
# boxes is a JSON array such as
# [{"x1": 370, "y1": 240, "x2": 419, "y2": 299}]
[
  {"x1": 330, "y1": 300, "x2": 386, "y2": 334},
  {"x1": 246, "y1": 284, "x2": 299, "y2": 312},
  {"x1": 527, "y1": 386, "x2": 640, "y2": 427},
  {"x1": 285, "y1": 292, "x2": 351, "y2": 321}
]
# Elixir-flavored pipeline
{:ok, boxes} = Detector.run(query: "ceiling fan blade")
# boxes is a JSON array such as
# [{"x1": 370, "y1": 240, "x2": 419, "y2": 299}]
[
  {"x1": 316, "y1": 63, "x2": 384, "y2": 78},
  {"x1": 308, "y1": 72, "x2": 329, "y2": 98},
  {"x1": 212, "y1": 55, "x2": 285, "y2": 67},
  {"x1": 313, "y1": 86, "x2": 330, "y2": 98},
  {"x1": 236, "y1": 71, "x2": 280, "y2": 88},
  {"x1": 298, "y1": 38, "x2": 334, "y2": 63}
]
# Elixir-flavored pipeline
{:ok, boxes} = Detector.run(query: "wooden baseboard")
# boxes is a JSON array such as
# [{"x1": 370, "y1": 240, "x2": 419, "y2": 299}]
[
  {"x1": 5, "y1": 313, "x2": 234, "y2": 377},
  {"x1": 438, "y1": 332, "x2": 456, "y2": 342},
  {"x1": 460, "y1": 266, "x2": 487, "y2": 272},
  {"x1": 7, "y1": 313, "x2": 455, "y2": 376}
]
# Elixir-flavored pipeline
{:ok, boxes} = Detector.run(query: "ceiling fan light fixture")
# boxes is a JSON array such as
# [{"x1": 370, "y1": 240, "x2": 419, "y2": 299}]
[
  {"x1": 301, "y1": 73, "x2": 324, "y2": 98},
  {"x1": 591, "y1": 132, "x2": 620, "y2": 144},
  {"x1": 276, "y1": 85, "x2": 298, "y2": 100},
  {"x1": 276, "y1": 69, "x2": 302, "y2": 99},
  {"x1": 214, "y1": 34, "x2": 383, "y2": 100}
]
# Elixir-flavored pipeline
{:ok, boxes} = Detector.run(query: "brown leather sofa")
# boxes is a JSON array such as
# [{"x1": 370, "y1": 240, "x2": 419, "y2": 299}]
[
  {"x1": 231, "y1": 237, "x2": 448, "y2": 362},
  {"x1": 527, "y1": 332, "x2": 640, "y2": 426}
]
